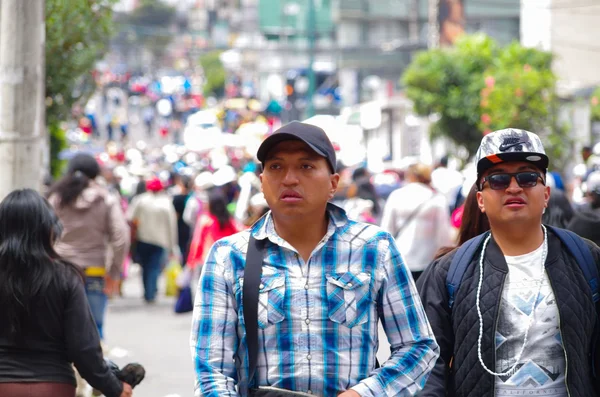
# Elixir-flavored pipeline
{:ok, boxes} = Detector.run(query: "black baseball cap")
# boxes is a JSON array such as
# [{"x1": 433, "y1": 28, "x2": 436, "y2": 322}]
[{"x1": 257, "y1": 121, "x2": 337, "y2": 172}]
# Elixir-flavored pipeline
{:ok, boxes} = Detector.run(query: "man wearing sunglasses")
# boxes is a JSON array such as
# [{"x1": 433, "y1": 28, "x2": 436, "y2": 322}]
[{"x1": 417, "y1": 128, "x2": 600, "y2": 397}]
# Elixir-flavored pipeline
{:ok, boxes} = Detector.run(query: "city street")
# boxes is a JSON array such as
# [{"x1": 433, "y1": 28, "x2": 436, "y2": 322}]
[
  {"x1": 102, "y1": 265, "x2": 392, "y2": 397},
  {"x1": 104, "y1": 265, "x2": 195, "y2": 397}
]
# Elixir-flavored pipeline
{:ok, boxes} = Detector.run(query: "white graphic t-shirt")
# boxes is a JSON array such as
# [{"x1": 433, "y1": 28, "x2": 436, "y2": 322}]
[{"x1": 494, "y1": 243, "x2": 568, "y2": 396}]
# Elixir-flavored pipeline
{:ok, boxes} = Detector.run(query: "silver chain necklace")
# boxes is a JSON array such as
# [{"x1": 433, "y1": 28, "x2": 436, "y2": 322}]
[{"x1": 476, "y1": 225, "x2": 548, "y2": 377}]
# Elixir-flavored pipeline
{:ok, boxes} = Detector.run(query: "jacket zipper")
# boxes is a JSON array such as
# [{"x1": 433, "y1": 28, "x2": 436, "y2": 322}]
[
  {"x1": 547, "y1": 276, "x2": 571, "y2": 397},
  {"x1": 491, "y1": 273, "x2": 506, "y2": 397}
]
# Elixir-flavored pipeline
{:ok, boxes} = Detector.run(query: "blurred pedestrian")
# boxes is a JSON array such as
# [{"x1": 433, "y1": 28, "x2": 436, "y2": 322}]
[
  {"x1": 105, "y1": 112, "x2": 114, "y2": 142},
  {"x1": 182, "y1": 171, "x2": 214, "y2": 230},
  {"x1": 568, "y1": 170, "x2": 600, "y2": 245},
  {"x1": 343, "y1": 167, "x2": 381, "y2": 224},
  {"x1": 380, "y1": 163, "x2": 453, "y2": 281},
  {"x1": 431, "y1": 155, "x2": 464, "y2": 213},
  {"x1": 172, "y1": 175, "x2": 193, "y2": 266},
  {"x1": 142, "y1": 106, "x2": 154, "y2": 137},
  {"x1": 242, "y1": 192, "x2": 270, "y2": 227},
  {"x1": 127, "y1": 177, "x2": 178, "y2": 303},
  {"x1": 47, "y1": 153, "x2": 130, "y2": 340},
  {"x1": 0, "y1": 189, "x2": 132, "y2": 397},
  {"x1": 542, "y1": 172, "x2": 574, "y2": 229},
  {"x1": 186, "y1": 191, "x2": 239, "y2": 272},
  {"x1": 190, "y1": 121, "x2": 438, "y2": 396},
  {"x1": 212, "y1": 165, "x2": 240, "y2": 214}
]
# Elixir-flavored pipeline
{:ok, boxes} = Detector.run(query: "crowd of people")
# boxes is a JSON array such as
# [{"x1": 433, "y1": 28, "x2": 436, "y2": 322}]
[{"x1": 2, "y1": 120, "x2": 600, "y2": 397}]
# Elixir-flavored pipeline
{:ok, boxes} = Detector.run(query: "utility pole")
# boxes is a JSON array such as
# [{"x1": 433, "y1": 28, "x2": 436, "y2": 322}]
[
  {"x1": 409, "y1": 0, "x2": 420, "y2": 42},
  {"x1": 428, "y1": 0, "x2": 440, "y2": 49},
  {"x1": 0, "y1": 0, "x2": 45, "y2": 200},
  {"x1": 305, "y1": 0, "x2": 316, "y2": 118}
]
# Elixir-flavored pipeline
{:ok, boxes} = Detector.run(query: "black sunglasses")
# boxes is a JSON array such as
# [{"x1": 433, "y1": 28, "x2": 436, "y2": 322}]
[{"x1": 479, "y1": 171, "x2": 544, "y2": 191}]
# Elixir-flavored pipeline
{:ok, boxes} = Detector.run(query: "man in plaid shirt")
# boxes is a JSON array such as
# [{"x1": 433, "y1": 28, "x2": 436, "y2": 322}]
[{"x1": 190, "y1": 122, "x2": 439, "y2": 396}]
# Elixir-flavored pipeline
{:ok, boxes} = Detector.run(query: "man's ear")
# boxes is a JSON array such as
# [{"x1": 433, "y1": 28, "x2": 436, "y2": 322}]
[
  {"x1": 476, "y1": 190, "x2": 485, "y2": 213},
  {"x1": 259, "y1": 173, "x2": 263, "y2": 192},
  {"x1": 329, "y1": 173, "x2": 340, "y2": 199}
]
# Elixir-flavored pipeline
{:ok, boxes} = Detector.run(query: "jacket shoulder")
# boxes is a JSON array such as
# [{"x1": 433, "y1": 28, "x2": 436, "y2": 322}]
[
  {"x1": 417, "y1": 248, "x2": 458, "y2": 294},
  {"x1": 430, "y1": 248, "x2": 459, "y2": 276}
]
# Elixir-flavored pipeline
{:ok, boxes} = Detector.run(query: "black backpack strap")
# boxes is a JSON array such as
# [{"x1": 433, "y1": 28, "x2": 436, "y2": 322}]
[
  {"x1": 547, "y1": 226, "x2": 600, "y2": 303},
  {"x1": 446, "y1": 232, "x2": 489, "y2": 309},
  {"x1": 243, "y1": 235, "x2": 264, "y2": 388}
]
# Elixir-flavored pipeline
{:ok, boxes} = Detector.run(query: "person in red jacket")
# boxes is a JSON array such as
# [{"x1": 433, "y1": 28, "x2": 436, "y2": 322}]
[{"x1": 186, "y1": 190, "x2": 240, "y2": 271}]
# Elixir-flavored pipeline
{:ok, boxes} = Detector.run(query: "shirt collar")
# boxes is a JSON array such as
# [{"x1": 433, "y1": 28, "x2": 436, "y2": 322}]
[{"x1": 251, "y1": 203, "x2": 349, "y2": 245}]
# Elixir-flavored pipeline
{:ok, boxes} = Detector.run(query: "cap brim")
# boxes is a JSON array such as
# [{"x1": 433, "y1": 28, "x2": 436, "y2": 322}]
[
  {"x1": 477, "y1": 152, "x2": 549, "y2": 176},
  {"x1": 257, "y1": 133, "x2": 327, "y2": 163}
]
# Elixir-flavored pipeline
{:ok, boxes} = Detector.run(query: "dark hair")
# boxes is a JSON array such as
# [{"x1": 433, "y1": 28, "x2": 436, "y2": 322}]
[
  {"x1": 543, "y1": 189, "x2": 574, "y2": 227},
  {"x1": 352, "y1": 167, "x2": 368, "y2": 181},
  {"x1": 435, "y1": 184, "x2": 490, "y2": 259},
  {"x1": 134, "y1": 179, "x2": 147, "y2": 196},
  {"x1": 179, "y1": 174, "x2": 193, "y2": 191},
  {"x1": 439, "y1": 155, "x2": 449, "y2": 168},
  {"x1": 0, "y1": 189, "x2": 82, "y2": 340},
  {"x1": 355, "y1": 180, "x2": 381, "y2": 215},
  {"x1": 47, "y1": 153, "x2": 100, "y2": 207},
  {"x1": 208, "y1": 191, "x2": 232, "y2": 230},
  {"x1": 591, "y1": 192, "x2": 600, "y2": 209}
]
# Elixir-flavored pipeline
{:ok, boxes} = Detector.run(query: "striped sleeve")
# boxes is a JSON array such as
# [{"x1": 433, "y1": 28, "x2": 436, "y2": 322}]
[
  {"x1": 190, "y1": 242, "x2": 239, "y2": 397},
  {"x1": 351, "y1": 235, "x2": 440, "y2": 396}
]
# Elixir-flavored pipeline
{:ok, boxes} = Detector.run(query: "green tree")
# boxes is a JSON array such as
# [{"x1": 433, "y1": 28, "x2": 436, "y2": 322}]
[
  {"x1": 591, "y1": 87, "x2": 600, "y2": 122},
  {"x1": 402, "y1": 34, "x2": 496, "y2": 156},
  {"x1": 402, "y1": 34, "x2": 568, "y2": 168},
  {"x1": 200, "y1": 51, "x2": 226, "y2": 98},
  {"x1": 46, "y1": 0, "x2": 116, "y2": 177}
]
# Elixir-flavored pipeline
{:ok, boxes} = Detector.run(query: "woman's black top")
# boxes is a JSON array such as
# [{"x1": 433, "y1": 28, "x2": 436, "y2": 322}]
[{"x1": 0, "y1": 263, "x2": 123, "y2": 397}]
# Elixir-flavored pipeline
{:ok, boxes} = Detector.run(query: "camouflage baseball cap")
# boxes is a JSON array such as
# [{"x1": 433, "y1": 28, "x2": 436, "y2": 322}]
[{"x1": 475, "y1": 128, "x2": 549, "y2": 176}]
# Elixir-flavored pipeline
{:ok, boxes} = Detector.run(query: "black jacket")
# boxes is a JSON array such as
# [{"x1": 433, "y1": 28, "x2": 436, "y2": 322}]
[
  {"x1": 0, "y1": 263, "x2": 123, "y2": 397},
  {"x1": 416, "y1": 230, "x2": 600, "y2": 397}
]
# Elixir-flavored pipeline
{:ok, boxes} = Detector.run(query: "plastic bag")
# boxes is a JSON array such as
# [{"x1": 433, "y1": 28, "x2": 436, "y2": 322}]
[
  {"x1": 176, "y1": 266, "x2": 193, "y2": 289},
  {"x1": 174, "y1": 286, "x2": 194, "y2": 313},
  {"x1": 165, "y1": 260, "x2": 181, "y2": 297}
]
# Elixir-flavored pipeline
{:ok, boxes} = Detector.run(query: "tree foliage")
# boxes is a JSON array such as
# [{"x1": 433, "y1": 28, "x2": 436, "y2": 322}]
[
  {"x1": 402, "y1": 34, "x2": 569, "y2": 168},
  {"x1": 46, "y1": 0, "x2": 116, "y2": 177},
  {"x1": 200, "y1": 51, "x2": 226, "y2": 98},
  {"x1": 591, "y1": 87, "x2": 600, "y2": 122}
]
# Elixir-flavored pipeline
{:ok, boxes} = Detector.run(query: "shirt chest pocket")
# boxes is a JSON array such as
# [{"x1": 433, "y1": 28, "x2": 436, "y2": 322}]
[
  {"x1": 326, "y1": 272, "x2": 372, "y2": 328},
  {"x1": 257, "y1": 275, "x2": 286, "y2": 329}
]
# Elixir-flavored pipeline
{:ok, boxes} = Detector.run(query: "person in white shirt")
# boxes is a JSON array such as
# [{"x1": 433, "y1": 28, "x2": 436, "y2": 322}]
[
  {"x1": 431, "y1": 155, "x2": 465, "y2": 213},
  {"x1": 127, "y1": 177, "x2": 178, "y2": 303},
  {"x1": 380, "y1": 163, "x2": 453, "y2": 281}
]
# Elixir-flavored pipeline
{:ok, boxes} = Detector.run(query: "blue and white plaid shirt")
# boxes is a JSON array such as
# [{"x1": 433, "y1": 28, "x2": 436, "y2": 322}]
[{"x1": 190, "y1": 204, "x2": 439, "y2": 396}]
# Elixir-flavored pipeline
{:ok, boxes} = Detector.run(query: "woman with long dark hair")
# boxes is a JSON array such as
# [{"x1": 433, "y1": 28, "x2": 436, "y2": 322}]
[
  {"x1": 434, "y1": 183, "x2": 491, "y2": 259},
  {"x1": 0, "y1": 189, "x2": 132, "y2": 397},
  {"x1": 186, "y1": 191, "x2": 239, "y2": 271},
  {"x1": 47, "y1": 153, "x2": 129, "y2": 339}
]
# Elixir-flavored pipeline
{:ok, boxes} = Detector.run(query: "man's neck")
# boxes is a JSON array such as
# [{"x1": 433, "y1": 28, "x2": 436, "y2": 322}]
[
  {"x1": 491, "y1": 223, "x2": 544, "y2": 256},
  {"x1": 272, "y1": 212, "x2": 329, "y2": 262}
]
